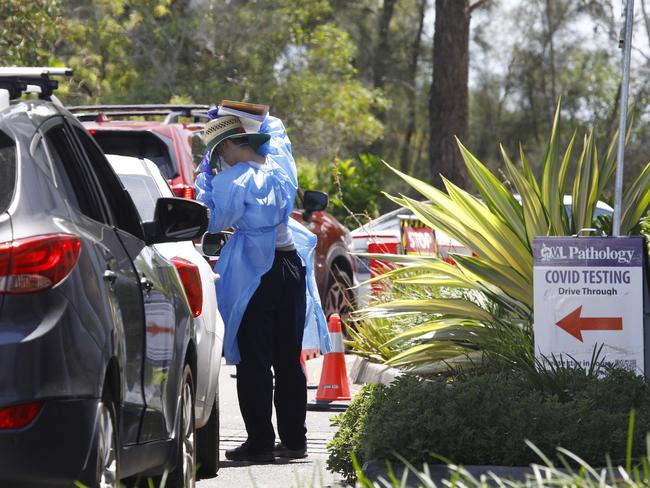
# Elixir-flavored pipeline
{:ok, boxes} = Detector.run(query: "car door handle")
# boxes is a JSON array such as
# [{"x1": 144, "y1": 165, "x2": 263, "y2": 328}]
[
  {"x1": 103, "y1": 270, "x2": 117, "y2": 288},
  {"x1": 140, "y1": 276, "x2": 154, "y2": 292}
]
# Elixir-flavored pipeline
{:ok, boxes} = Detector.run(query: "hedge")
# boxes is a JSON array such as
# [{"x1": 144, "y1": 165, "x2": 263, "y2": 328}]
[{"x1": 327, "y1": 368, "x2": 650, "y2": 482}]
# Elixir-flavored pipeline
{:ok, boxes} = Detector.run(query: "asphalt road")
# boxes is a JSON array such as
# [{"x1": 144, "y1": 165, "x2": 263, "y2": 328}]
[{"x1": 197, "y1": 355, "x2": 359, "y2": 488}]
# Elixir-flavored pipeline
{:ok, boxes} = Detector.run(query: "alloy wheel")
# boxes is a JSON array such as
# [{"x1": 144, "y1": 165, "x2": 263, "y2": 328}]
[
  {"x1": 180, "y1": 380, "x2": 196, "y2": 487},
  {"x1": 324, "y1": 280, "x2": 348, "y2": 320},
  {"x1": 98, "y1": 402, "x2": 118, "y2": 488}
]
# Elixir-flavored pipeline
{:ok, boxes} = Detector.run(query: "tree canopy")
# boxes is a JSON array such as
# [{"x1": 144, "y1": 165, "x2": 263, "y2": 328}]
[{"x1": 3, "y1": 0, "x2": 649, "y2": 222}]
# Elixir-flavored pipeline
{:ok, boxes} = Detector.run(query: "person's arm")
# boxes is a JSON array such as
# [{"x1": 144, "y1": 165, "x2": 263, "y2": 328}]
[
  {"x1": 259, "y1": 115, "x2": 298, "y2": 189},
  {"x1": 206, "y1": 167, "x2": 247, "y2": 232}
]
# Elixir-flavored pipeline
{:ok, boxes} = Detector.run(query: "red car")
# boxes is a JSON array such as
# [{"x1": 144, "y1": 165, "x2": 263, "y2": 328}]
[
  {"x1": 69, "y1": 105, "x2": 357, "y2": 320},
  {"x1": 291, "y1": 201, "x2": 356, "y2": 320},
  {"x1": 69, "y1": 104, "x2": 208, "y2": 199}
]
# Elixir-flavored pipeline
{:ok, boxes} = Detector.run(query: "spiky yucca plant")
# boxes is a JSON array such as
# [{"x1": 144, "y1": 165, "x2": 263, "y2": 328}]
[{"x1": 354, "y1": 103, "x2": 650, "y2": 371}]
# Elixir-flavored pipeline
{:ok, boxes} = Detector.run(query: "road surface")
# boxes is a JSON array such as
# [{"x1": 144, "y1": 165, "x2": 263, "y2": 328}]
[{"x1": 197, "y1": 355, "x2": 359, "y2": 488}]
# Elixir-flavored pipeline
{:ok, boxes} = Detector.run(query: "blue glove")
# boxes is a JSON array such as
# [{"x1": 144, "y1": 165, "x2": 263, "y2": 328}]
[{"x1": 198, "y1": 151, "x2": 212, "y2": 174}]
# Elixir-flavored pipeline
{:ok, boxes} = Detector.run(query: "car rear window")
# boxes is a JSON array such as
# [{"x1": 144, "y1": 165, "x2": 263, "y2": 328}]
[
  {"x1": 117, "y1": 174, "x2": 163, "y2": 222},
  {"x1": 0, "y1": 131, "x2": 16, "y2": 213},
  {"x1": 91, "y1": 131, "x2": 179, "y2": 180}
]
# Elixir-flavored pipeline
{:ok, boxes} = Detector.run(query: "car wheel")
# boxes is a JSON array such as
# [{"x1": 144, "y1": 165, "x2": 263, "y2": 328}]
[
  {"x1": 324, "y1": 267, "x2": 354, "y2": 333},
  {"x1": 166, "y1": 365, "x2": 196, "y2": 488},
  {"x1": 196, "y1": 391, "x2": 220, "y2": 478},
  {"x1": 88, "y1": 391, "x2": 119, "y2": 488}
]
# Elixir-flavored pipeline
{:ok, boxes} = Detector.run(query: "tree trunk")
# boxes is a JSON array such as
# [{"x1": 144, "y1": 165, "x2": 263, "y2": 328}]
[
  {"x1": 399, "y1": 0, "x2": 427, "y2": 170},
  {"x1": 369, "y1": 0, "x2": 398, "y2": 156},
  {"x1": 429, "y1": 0, "x2": 470, "y2": 188},
  {"x1": 544, "y1": 0, "x2": 557, "y2": 120},
  {"x1": 373, "y1": 0, "x2": 398, "y2": 90}
]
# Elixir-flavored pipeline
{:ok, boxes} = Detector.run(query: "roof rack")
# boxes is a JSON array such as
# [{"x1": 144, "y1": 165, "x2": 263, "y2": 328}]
[
  {"x1": 66, "y1": 104, "x2": 210, "y2": 124},
  {"x1": 0, "y1": 67, "x2": 73, "y2": 102}
]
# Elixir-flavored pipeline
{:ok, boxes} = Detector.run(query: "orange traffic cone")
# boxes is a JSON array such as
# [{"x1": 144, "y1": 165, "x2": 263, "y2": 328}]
[{"x1": 307, "y1": 314, "x2": 350, "y2": 410}]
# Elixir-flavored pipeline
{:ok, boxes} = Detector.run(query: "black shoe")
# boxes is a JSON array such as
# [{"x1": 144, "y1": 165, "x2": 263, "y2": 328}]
[
  {"x1": 225, "y1": 442, "x2": 275, "y2": 463},
  {"x1": 273, "y1": 442, "x2": 308, "y2": 459}
]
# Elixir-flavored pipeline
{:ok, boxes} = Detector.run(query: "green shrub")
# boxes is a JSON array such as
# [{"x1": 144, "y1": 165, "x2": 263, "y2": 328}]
[
  {"x1": 327, "y1": 369, "x2": 650, "y2": 481},
  {"x1": 324, "y1": 152, "x2": 387, "y2": 226},
  {"x1": 326, "y1": 383, "x2": 384, "y2": 482}
]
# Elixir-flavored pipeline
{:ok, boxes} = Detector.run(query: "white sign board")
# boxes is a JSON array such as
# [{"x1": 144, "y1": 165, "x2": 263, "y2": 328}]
[{"x1": 533, "y1": 237, "x2": 645, "y2": 374}]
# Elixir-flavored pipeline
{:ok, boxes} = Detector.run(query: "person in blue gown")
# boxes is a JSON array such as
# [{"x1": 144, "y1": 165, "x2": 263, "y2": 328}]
[{"x1": 195, "y1": 113, "x2": 329, "y2": 462}]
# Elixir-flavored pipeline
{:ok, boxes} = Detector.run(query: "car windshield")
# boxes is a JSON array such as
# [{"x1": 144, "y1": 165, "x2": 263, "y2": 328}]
[
  {"x1": 0, "y1": 131, "x2": 16, "y2": 213},
  {"x1": 92, "y1": 131, "x2": 179, "y2": 180}
]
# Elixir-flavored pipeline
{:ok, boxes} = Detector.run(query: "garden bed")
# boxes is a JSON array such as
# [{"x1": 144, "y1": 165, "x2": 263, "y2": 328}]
[{"x1": 327, "y1": 368, "x2": 650, "y2": 483}]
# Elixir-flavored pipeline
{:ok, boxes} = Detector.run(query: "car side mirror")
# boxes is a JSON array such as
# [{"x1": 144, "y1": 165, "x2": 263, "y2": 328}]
[
  {"x1": 302, "y1": 190, "x2": 328, "y2": 222},
  {"x1": 144, "y1": 197, "x2": 208, "y2": 245},
  {"x1": 201, "y1": 231, "x2": 232, "y2": 257}
]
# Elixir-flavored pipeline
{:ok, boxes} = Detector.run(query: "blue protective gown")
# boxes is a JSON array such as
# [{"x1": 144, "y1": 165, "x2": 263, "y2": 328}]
[
  {"x1": 258, "y1": 116, "x2": 331, "y2": 355},
  {"x1": 195, "y1": 114, "x2": 331, "y2": 364}
]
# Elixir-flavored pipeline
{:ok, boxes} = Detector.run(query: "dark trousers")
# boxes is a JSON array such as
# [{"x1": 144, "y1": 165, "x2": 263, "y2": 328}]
[{"x1": 236, "y1": 250, "x2": 307, "y2": 451}]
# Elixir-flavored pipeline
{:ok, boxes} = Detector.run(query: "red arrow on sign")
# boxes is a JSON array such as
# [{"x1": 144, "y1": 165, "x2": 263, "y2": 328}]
[{"x1": 556, "y1": 306, "x2": 623, "y2": 342}]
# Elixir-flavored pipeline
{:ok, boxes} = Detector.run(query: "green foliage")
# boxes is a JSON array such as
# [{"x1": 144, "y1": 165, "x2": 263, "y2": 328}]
[
  {"x1": 296, "y1": 159, "x2": 319, "y2": 193},
  {"x1": 273, "y1": 24, "x2": 386, "y2": 163},
  {"x1": 52, "y1": 0, "x2": 384, "y2": 167},
  {"x1": 0, "y1": 1, "x2": 64, "y2": 66},
  {"x1": 327, "y1": 383, "x2": 383, "y2": 483},
  {"x1": 347, "y1": 270, "x2": 483, "y2": 370},
  {"x1": 59, "y1": 0, "x2": 139, "y2": 103},
  {"x1": 354, "y1": 103, "x2": 650, "y2": 371},
  {"x1": 328, "y1": 369, "x2": 650, "y2": 482},
  {"x1": 6, "y1": 0, "x2": 650, "y2": 194},
  {"x1": 351, "y1": 440, "x2": 650, "y2": 488},
  {"x1": 323, "y1": 153, "x2": 388, "y2": 225},
  {"x1": 346, "y1": 317, "x2": 404, "y2": 365},
  {"x1": 642, "y1": 214, "x2": 650, "y2": 240}
]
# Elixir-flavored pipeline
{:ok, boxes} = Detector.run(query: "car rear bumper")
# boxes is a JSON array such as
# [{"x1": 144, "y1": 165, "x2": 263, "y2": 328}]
[{"x1": 0, "y1": 397, "x2": 99, "y2": 487}]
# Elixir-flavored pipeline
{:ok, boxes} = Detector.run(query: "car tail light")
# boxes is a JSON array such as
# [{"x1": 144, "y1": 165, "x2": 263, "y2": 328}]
[
  {"x1": 171, "y1": 257, "x2": 203, "y2": 317},
  {"x1": 367, "y1": 241, "x2": 400, "y2": 294},
  {"x1": 171, "y1": 184, "x2": 195, "y2": 200},
  {"x1": 0, "y1": 402, "x2": 43, "y2": 429},
  {"x1": 183, "y1": 186, "x2": 195, "y2": 200},
  {"x1": 0, "y1": 234, "x2": 81, "y2": 294}
]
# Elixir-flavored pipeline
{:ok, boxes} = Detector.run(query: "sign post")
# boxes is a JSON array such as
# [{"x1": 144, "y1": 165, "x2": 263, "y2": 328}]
[
  {"x1": 533, "y1": 236, "x2": 648, "y2": 375},
  {"x1": 613, "y1": 0, "x2": 635, "y2": 236}
]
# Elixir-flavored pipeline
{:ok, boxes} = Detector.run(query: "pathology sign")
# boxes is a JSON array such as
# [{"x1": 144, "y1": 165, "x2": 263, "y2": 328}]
[{"x1": 533, "y1": 237, "x2": 646, "y2": 374}]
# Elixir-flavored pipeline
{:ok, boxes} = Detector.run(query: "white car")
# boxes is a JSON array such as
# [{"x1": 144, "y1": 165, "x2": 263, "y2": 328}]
[
  {"x1": 350, "y1": 204, "x2": 472, "y2": 307},
  {"x1": 351, "y1": 197, "x2": 614, "y2": 306},
  {"x1": 106, "y1": 154, "x2": 224, "y2": 476}
]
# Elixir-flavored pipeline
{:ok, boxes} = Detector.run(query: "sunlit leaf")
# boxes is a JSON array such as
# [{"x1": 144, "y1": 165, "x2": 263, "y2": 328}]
[
  {"x1": 621, "y1": 162, "x2": 650, "y2": 234},
  {"x1": 456, "y1": 137, "x2": 526, "y2": 243}
]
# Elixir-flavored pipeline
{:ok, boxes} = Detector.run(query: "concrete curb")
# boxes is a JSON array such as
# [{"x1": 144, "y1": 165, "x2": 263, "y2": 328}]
[
  {"x1": 348, "y1": 355, "x2": 403, "y2": 385},
  {"x1": 362, "y1": 460, "x2": 541, "y2": 486}
]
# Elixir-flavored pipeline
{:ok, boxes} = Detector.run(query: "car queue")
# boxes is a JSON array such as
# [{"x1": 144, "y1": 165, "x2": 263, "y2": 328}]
[
  {"x1": 0, "y1": 68, "x2": 360, "y2": 487},
  {"x1": 0, "y1": 68, "x2": 212, "y2": 487}
]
